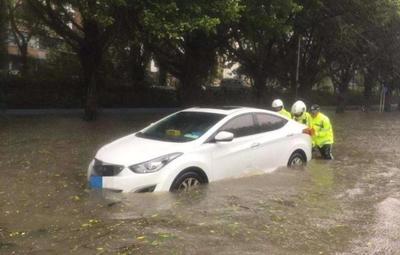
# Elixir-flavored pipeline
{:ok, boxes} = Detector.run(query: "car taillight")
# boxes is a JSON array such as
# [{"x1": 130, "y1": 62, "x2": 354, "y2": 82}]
[{"x1": 302, "y1": 128, "x2": 312, "y2": 136}]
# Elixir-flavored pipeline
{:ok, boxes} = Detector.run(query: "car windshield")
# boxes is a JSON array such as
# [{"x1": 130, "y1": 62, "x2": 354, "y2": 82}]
[{"x1": 136, "y1": 111, "x2": 226, "y2": 142}]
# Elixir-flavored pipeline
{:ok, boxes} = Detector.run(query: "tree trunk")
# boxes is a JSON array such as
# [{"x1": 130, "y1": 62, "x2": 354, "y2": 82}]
[
  {"x1": 20, "y1": 44, "x2": 29, "y2": 77},
  {"x1": 298, "y1": 75, "x2": 313, "y2": 102},
  {"x1": 179, "y1": 75, "x2": 203, "y2": 106},
  {"x1": 253, "y1": 74, "x2": 267, "y2": 106},
  {"x1": 79, "y1": 46, "x2": 102, "y2": 121},
  {"x1": 178, "y1": 34, "x2": 216, "y2": 106},
  {"x1": 158, "y1": 64, "x2": 167, "y2": 86},
  {"x1": 336, "y1": 75, "x2": 351, "y2": 113},
  {"x1": 363, "y1": 71, "x2": 374, "y2": 111},
  {"x1": 130, "y1": 42, "x2": 149, "y2": 90}
]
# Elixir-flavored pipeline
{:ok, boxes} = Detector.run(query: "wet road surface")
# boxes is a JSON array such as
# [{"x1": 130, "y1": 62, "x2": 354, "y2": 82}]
[{"x1": 0, "y1": 111, "x2": 399, "y2": 254}]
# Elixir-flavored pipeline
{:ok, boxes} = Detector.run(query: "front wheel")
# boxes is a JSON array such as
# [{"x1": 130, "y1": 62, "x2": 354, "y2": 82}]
[
  {"x1": 170, "y1": 171, "x2": 205, "y2": 192},
  {"x1": 287, "y1": 151, "x2": 306, "y2": 168}
]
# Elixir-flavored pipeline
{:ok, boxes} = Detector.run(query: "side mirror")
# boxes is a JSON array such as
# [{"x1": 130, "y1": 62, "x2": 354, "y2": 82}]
[{"x1": 214, "y1": 131, "x2": 234, "y2": 142}]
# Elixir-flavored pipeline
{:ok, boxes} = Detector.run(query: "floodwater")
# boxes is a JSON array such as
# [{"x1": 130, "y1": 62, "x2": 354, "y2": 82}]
[{"x1": 0, "y1": 111, "x2": 400, "y2": 255}]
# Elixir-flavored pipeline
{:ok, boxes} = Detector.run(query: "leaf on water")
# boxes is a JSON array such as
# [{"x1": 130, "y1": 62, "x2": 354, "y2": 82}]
[
  {"x1": 9, "y1": 231, "x2": 26, "y2": 238},
  {"x1": 159, "y1": 233, "x2": 172, "y2": 239},
  {"x1": 136, "y1": 236, "x2": 146, "y2": 240},
  {"x1": 69, "y1": 195, "x2": 80, "y2": 201},
  {"x1": 80, "y1": 219, "x2": 100, "y2": 229}
]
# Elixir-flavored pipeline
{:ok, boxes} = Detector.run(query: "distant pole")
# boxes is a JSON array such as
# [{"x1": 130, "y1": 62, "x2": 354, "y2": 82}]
[
  {"x1": 382, "y1": 85, "x2": 386, "y2": 112},
  {"x1": 379, "y1": 85, "x2": 383, "y2": 112},
  {"x1": 295, "y1": 36, "x2": 301, "y2": 99}
]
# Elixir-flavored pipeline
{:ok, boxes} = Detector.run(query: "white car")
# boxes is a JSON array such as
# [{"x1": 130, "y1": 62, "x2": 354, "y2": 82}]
[{"x1": 88, "y1": 107, "x2": 312, "y2": 193}]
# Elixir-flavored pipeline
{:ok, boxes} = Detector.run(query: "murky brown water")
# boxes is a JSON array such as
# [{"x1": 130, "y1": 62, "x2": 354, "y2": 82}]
[{"x1": 0, "y1": 111, "x2": 400, "y2": 255}]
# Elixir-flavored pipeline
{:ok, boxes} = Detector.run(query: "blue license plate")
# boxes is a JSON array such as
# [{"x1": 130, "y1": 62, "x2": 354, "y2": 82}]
[{"x1": 90, "y1": 176, "x2": 103, "y2": 189}]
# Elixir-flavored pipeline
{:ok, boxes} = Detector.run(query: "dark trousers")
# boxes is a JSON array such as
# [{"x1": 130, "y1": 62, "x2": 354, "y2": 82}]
[{"x1": 317, "y1": 144, "x2": 333, "y2": 160}]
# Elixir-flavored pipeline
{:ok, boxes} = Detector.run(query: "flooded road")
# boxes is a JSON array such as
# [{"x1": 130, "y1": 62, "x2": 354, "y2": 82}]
[{"x1": 1, "y1": 111, "x2": 400, "y2": 254}]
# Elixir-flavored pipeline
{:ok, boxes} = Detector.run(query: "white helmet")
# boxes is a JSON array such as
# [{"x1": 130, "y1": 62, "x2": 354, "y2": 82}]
[
  {"x1": 291, "y1": 100, "x2": 307, "y2": 116},
  {"x1": 272, "y1": 99, "x2": 284, "y2": 108}
]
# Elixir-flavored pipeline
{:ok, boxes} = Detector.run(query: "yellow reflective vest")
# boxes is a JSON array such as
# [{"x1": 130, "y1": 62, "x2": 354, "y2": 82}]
[
  {"x1": 278, "y1": 108, "x2": 292, "y2": 119},
  {"x1": 311, "y1": 112, "x2": 334, "y2": 147},
  {"x1": 293, "y1": 112, "x2": 312, "y2": 128}
]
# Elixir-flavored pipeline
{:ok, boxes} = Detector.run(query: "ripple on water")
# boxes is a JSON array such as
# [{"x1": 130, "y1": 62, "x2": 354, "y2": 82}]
[{"x1": 344, "y1": 196, "x2": 400, "y2": 255}]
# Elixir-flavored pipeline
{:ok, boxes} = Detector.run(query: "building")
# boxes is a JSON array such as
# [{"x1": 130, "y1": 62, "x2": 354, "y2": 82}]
[{"x1": 5, "y1": 31, "x2": 48, "y2": 73}]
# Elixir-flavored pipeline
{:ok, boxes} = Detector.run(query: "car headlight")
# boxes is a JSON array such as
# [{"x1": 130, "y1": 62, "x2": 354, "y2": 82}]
[{"x1": 128, "y1": 153, "x2": 183, "y2": 174}]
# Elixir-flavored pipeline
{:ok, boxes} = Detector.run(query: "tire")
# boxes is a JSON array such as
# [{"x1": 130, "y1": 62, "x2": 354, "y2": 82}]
[
  {"x1": 170, "y1": 171, "x2": 205, "y2": 192},
  {"x1": 287, "y1": 151, "x2": 306, "y2": 168}
]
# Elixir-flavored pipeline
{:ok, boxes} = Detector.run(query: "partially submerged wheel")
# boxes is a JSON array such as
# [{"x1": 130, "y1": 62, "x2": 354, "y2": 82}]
[
  {"x1": 170, "y1": 171, "x2": 205, "y2": 192},
  {"x1": 287, "y1": 151, "x2": 306, "y2": 168}
]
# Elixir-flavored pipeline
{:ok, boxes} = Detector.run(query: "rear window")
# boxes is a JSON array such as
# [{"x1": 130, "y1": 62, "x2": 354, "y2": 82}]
[{"x1": 256, "y1": 113, "x2": 288, "y2": 133}]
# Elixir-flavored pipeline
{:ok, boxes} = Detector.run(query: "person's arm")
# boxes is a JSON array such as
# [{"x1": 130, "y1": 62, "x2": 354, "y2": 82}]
[{"x1": 315, "y1": 117, "x2": 331, "y2": 137}]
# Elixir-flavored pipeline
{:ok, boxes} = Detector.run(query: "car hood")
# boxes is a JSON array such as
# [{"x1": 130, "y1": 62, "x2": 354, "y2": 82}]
[{"x1": 95, "y1": 134, "x2": 188, "y2": 166}]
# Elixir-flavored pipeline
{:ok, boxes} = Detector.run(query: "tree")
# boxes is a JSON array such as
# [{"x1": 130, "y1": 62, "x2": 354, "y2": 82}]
[
  {"x1": 225, "y1": 0, "x2": 301, "y2": 102},
  {"x1": 294, "y1": 0, "x2": 328, "y2": 99},
  {"x1": 107, "y1": 3, "x2": 152, "y2": 90},
  {"x1": 353, "y1": 0, "x2": 400, "y2": 111},
  {"x1": 6, "y1": 0, "x2": 43, "y2": 76},
  {"x1": 143, "y1": 0, "x2": 241, "y2": 104},
  {"x1": 28, "y1": 0, "x2": 125, "y2": 120},
  {"x1": 322, "y1": 0, "x2": 365, "y2": 112},
  {"x1": 105, "y1": 31, "x2": 151, "y2": 90}
]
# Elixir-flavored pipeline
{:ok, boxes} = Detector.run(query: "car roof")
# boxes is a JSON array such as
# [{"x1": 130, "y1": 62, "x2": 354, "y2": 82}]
[{"x1": 181, "y1": 106, "x2": 276, "y2": 116}]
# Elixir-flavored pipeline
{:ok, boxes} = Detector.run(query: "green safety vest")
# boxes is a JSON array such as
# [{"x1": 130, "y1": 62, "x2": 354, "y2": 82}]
[
  {"x1": 311, "y1": 112, "x2": 334, "y2": 147},
  {"x1": 278, "y1": 108, "x2": 292, "y2": 119},
  {"x1": 293, "y1": 112, "x2": 312, "y2": 128}
]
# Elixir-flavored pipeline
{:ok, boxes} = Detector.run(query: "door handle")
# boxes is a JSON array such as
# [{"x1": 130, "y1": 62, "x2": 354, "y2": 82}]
[
  {"x1": 286, "y1": 133, "x2": 294, "y2": 137},
  {"x1": 251, "y1": 142, "x2": 260, "y2": 148}
]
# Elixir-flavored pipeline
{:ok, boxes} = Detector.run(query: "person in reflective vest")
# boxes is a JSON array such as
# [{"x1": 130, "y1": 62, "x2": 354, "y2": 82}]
[
  {"x1": 271, "y1": 99, "x2": 291, "y2": 118},
  {"x1": 291, "y1": 100, "x2": 312, "y2": 128},
  {"x1": 310, "y1": 104, "x2": 334, "y2": 160}
]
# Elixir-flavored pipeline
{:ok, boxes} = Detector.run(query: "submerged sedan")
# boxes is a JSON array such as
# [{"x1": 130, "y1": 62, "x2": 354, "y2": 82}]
[{"x1": 88, "y1": 107, "x2": 312, "y2": 192}]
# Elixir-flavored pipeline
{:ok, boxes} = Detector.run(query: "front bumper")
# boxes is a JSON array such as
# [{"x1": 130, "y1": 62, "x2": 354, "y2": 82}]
[
  {"x1": 87, "y1": 160, "x2": 167, "y2": 192},
  {"x1": 88, "y1": 174, "x2": 159, "y2": 192}
]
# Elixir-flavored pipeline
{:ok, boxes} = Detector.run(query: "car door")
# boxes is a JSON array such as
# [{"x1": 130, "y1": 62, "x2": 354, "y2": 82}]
[
  {"x1": 252, "y1": 113, "x2": 289, "y2": 172},
  {"x1": 208, "y1": 114, "x2": 259, "y2": 181}
]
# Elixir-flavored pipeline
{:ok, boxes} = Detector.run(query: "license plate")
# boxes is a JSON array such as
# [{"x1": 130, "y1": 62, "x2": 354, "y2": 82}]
[{"x1": 90, "y1": 176, "x2": 103, "y2": 189}]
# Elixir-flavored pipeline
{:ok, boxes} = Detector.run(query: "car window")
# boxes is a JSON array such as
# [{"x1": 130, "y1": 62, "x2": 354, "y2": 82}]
[
  {"x1": 137, "y1": 112, "x2": 226, "y2": 142},
  {"x1": 255, "y1": 113, "x2": 288, "y2": 133},
  {"x1": 220, "y1": 114, "x2": 257, "y2": 138}
]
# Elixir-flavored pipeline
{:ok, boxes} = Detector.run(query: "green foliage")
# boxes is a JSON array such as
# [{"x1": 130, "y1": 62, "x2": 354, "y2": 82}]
[
  {"x1": 238, "y1": 0, "x2": 301, "y2": 38},
  {"x1": 6, "y1": 0, "x2": 400, "y2": 110},
  {"x1": 28, "y1": 0, "x2": 126, "y2": 50},
  {"x1": 142, "y1": 0, "x2": 242, "y2": 40},
  {"x1": 225, "y1": 0, "x2": 302, "y2": 98}
]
